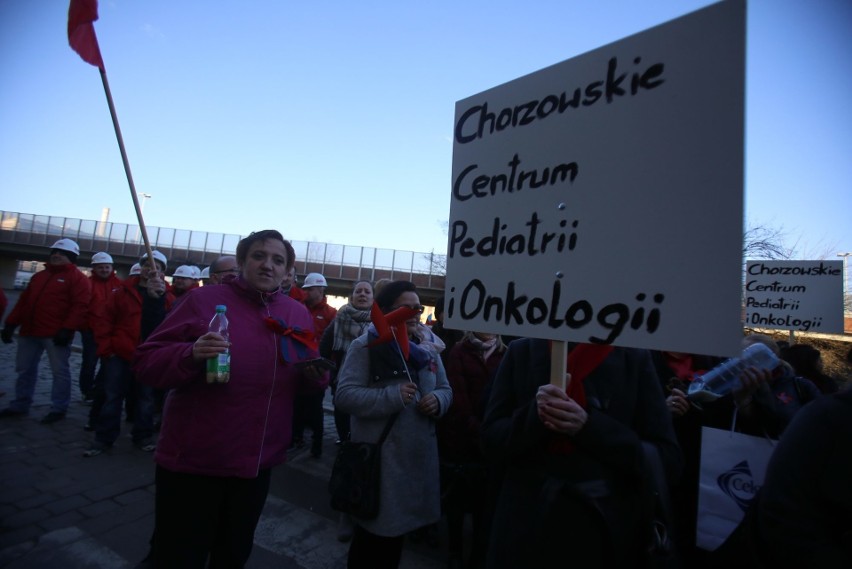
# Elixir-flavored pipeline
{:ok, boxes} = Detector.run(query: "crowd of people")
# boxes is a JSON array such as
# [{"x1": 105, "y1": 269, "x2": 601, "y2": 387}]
[{"x1": 1, "y1": 235, "x2": 850, "y2": 568}]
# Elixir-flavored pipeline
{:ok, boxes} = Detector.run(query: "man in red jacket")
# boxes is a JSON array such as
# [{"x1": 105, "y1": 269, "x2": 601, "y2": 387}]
[
  {"x1": 85, "y1": 250, "x2": 174, "y2": 456},
  {"x1": 80, "y1": 252, "x2": 123, "y2": 403},
  {"x1": 291, "y1": 272, "x2": 337, "y2": 457},
  {"x1": 0, "y1": 239, "x2": 92, "y2": 423},
  {"x1": 170, "y1": 265, "x2": 200, "y2": 297},
  {"x1": 281, "y1": 265, "x2": 306, "y2": 301}
]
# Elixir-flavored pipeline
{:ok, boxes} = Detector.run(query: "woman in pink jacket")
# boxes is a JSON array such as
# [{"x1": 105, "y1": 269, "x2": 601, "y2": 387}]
[{"x1": 134, "y1": 230, "x2": 327, "y2": 568}]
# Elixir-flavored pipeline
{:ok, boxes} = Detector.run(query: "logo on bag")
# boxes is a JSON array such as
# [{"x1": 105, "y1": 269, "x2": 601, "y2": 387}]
[{"x1": 717, "y1": 460, "x2": 761, "y2": 512}]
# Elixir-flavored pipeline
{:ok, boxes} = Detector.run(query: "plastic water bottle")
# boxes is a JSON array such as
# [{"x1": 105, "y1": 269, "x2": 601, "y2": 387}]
[
  {"x1": 206, "y1": 305, "x2": 230, "y2": 384},
  {"x1": 687, "y1": 342, "x2": 780, "y2": 402}
]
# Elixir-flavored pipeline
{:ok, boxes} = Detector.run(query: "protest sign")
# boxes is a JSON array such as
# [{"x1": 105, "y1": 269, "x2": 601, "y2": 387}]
[
  {"x1": 744, "y1": 260, "x2": 845, "y2": 333},
  {"x1": 445, "y1": 0, "x2": 746, "y2": 357}
]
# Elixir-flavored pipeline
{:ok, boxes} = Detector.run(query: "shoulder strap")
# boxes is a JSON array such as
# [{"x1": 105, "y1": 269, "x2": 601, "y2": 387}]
[{"x1": 377, "y1": 413, "x2": 400, "y2": 446}]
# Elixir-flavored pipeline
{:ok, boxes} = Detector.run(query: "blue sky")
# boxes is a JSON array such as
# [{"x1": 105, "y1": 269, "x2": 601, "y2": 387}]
[{"x1": 1, "y1": 0, "x2": 850, "y2": 262}]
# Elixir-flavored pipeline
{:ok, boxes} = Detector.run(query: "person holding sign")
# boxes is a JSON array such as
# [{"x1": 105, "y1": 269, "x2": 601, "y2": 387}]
[{"x1": 480, "y1": 339, "x2": 680, "y2": 568}]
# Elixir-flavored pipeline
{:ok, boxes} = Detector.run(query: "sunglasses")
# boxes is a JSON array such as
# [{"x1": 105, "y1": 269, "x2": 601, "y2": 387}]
[{"x1": 391, "y1": 304, "x2": 425, "y2": 314}]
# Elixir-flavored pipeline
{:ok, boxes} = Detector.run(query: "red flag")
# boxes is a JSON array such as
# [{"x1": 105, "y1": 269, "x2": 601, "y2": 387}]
[{"x1": 68, "y1": 0, "x2": 104, "y2": 70}]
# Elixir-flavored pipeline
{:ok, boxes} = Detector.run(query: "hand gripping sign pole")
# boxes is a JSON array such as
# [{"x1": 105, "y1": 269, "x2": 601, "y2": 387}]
[
  {"x1": 68, "y1": 0, "x2": 157, "y2": 272},
  {"x1": 550, "y1": 340, "x2": 568, "y2": 389}
]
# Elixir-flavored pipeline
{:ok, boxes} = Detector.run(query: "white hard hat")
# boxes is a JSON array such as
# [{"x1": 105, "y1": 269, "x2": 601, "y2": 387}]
[
  {"x1": 91, "y1": 252, "x2": 113, "y2": 265},
  {"x1": 129, "y1": 263, "x2": 141, "y2": 276},
  {"x1": 51, "y1": 238, "x2": 80, "y2": 256},
  {"x1": 190, "y1": 266, "x2": 201, "y2": 278},
  {"x1": 302, "y1": 273, "x2": 328, "y2": 288},
  {"x1": 173, "y1": 265, "x2": 198, "y2": 279},
  {"x1": 200, "y1": 267, "x2": 210, "y2": 279},
  {"x1": 140, "y1": 250, "x2": 168, "y2": 269}
]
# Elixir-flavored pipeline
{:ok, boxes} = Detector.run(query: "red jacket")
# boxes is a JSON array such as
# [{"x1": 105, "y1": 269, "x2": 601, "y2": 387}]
[
  {"x1": 287, "y1": 285, "x2": 307, "y2": 302},
  {"x1": 5, "y1": 264, "x2": 91, "y2": 337},
  {"x1": 94, "y1": 277, "x2": 175, "y2": 361},
  {"x1": 84, "y1": 272, "x2": 123, "y2": 331},
  {"x1": 306, "y1": 298, "x2": 337, "y2": 339}
]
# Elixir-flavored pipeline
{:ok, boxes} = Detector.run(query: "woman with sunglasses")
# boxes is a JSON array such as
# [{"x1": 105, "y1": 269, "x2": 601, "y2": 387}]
[{"x1": 335, "y1": 280, "x2": 453, "y2": 569}]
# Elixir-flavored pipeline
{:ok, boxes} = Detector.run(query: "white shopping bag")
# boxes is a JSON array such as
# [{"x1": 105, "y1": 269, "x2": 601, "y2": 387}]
[{"x1": 696, "y1": 424, "x2": 776, "y2": 551}]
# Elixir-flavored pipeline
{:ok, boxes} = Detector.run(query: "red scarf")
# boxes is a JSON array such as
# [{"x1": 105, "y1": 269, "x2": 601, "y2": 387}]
[
  {"x1": 663, "y1": 352, "x2": 710, "y2": 383},
  {"x1": 548, "y1": 342, "x2": 614, "y2": 454}
]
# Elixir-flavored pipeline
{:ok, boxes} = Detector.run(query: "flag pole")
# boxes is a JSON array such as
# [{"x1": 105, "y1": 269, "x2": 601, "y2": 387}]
[
  {"x1": 97, "y1": 68, "x2": 157, "y2": 270},
  {"x1": 68, "y1": 0, "x2": 157, "y2": 271}
]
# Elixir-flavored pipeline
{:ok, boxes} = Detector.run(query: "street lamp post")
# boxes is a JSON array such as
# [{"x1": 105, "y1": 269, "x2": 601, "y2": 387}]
[
  {"x1": 138, "y1": 193, "x2": 152, "y2": 215},
  {"x1": 839, "y1": 252, "x2": 851, "y2": 313},
  {"x1": 135, "y1": 193, "x2": 152, "y2": 243}
]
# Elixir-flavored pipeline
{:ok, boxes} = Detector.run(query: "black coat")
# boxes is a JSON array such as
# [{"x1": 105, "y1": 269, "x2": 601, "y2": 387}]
[
  {"x1": 753, "y1": 389, "x2": 852, "y2": 567},
  {"x1": 481, "y1": 339, "x2": 681, "y2": 569}
]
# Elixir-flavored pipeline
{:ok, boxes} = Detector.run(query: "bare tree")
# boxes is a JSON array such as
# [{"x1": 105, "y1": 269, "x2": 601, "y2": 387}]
[
  {"x1": 423, "y1": 250, "x2": 447, "y2": 276},
  {"x1": 743, "y1": 223, "x2": 792, "y2": 260},
  {"x1": 421, "y1": 220, "x2": 450, "y2": 276}
]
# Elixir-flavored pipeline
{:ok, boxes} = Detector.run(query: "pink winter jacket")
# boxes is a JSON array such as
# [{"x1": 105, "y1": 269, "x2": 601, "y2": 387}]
[{"x1": 133, "y1": 277, "x2": 325, "y2": 478}]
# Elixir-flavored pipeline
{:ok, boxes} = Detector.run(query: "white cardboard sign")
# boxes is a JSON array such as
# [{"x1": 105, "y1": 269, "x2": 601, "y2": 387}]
[
  {"x1": 445, "y1": 0, "x2": 746, "y2": 357},
  {"x1": 744, "y1": 260, "x2": 845, "y2": 334}
]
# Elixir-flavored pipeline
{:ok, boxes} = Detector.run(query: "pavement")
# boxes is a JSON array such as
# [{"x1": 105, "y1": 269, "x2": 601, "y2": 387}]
[{"x1": 0, "y1": 330, "x2": 447, "y2": 568}]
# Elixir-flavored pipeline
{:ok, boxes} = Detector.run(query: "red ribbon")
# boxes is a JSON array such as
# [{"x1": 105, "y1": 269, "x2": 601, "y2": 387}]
[
  {"x1": 264, "y1": 317, "x2": 318, "y2": 359},
  {"x1": 368, "y1": 303, "x2": 421, "y2": 360}
]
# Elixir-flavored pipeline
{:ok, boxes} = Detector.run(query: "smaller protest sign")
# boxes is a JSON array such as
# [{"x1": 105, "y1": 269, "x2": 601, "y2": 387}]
[{"x1": 744, "y1": 260, "x2": 844, "y2": 333}]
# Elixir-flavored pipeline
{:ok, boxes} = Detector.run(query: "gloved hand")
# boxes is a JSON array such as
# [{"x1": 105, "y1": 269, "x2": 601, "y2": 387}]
[
  {"x1": 1, "y1": 325, "x2": 16, "y2": 344},
  {"x1": 53, "y1": 328, "x2": 74, "y2": 347}
]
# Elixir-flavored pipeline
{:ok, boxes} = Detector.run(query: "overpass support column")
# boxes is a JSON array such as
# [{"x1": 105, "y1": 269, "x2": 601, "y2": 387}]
[{"x1": 0, "y1": 256, "x2": 18, "y2": 290}]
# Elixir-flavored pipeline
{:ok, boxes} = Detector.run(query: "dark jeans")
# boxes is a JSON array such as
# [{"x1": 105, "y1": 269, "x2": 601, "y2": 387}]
[
  {"x1": 87, "y1": 356, "x2": 109, "y2": 424},
  {"x1": 331, "y1": 381, "x2": 350, "y2": 442},
  {"x1": 443, "y1": 462, "x2": 490, "y2": 567},
  {"x1": 95, "y1": 356, "x2": 153, "y2": 446},
  {"x1": 78, "y1": 330, "x2": 99, "y2": 397},
  {"x1": 292, "y1": 389, "x2": 325, "y2": 451},
  {"x1": 154, "y1": 465, "x2": 271, "y2": 569},
  {"x1": 348, "y1": 525, "x2": 405, "y2": 569},
  {"x1": 333, "y1": 407, "x2": 350, "y2": 442}
]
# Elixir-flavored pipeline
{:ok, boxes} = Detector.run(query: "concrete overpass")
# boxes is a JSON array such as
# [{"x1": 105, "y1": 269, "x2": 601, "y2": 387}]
[{"x1": 0, "y1": 210, "x2": 447, "y2": 304}]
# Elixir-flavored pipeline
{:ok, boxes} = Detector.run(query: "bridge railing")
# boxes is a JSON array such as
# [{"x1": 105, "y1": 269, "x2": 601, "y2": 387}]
[{"x1": 0, "y1": 210, "x2": 447, "y2": 288}]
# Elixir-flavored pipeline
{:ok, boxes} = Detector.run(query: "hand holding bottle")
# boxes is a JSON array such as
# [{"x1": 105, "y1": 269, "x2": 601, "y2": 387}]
[
  {"x1": 666, "y1": 387, "x2": 690, "y2": 416},
  {"x1": 687, "y1": 343, "x2": 779, "y2": 402},
  {"x1": 192, "y1": 332, "x2": 230, "y2": 361},
  {"x1": 204, "y1": 305, "x2": 230, "y2": 383},
  {"x1": 732, "y1": 366, "x2": 772, "y2": 408}
]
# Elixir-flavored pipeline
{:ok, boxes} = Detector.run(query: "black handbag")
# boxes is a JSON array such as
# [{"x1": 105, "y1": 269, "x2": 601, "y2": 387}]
[{"x1": 328, "y1": 414, "x2": 399, "y2": 519}]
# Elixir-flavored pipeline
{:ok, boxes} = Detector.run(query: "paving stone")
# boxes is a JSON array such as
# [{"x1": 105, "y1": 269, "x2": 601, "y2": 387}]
[
  {"x1": 16, "y1": 493, "x2": 57, "y2": 510},
  {"x1": 78, "y1": 499, "x2": 121, "y2": 518},
  {"x1": 1, "y1": 507, "x2": 52, "y2": 527},
  {"x1": 43, "y1": 494, "x2": 92, "y2": 516},
  {"x1": 38, "y1": 509, "x2": 86, "y2": 532},
  {"x1": 114, "y1": 489, "x2": 150, "y2": 506}
]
